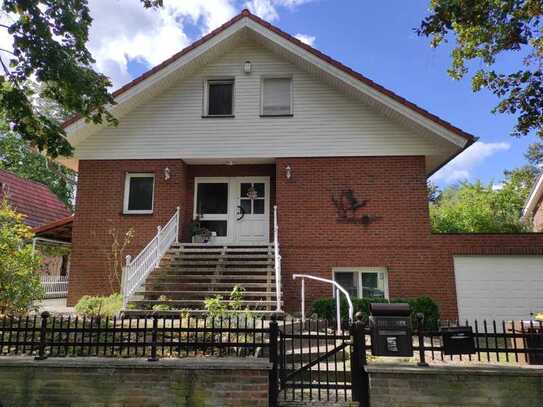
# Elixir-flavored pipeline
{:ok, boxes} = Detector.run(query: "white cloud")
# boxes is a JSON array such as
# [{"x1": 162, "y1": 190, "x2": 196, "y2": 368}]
[
  {"x1": 430, "y1": 142, "x2": 511, "y2": 184},
  {"x1": 294, "y1": 33, "x2": 315, "y2": 46},
  {"x1": 87, "y1": 0, "x2": 238, "y2": 87},
  {"x1": 245, "y1": 0, "x2": 315, "y2": 21}
]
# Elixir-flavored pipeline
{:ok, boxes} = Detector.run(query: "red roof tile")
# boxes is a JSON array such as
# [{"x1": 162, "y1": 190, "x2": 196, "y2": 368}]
[
  {"x1": 0, "y1": 170, "x2": 72, "y2": 228},
  {"x1": 62, "y1": 9, "x2": 476, "y2": 146}
]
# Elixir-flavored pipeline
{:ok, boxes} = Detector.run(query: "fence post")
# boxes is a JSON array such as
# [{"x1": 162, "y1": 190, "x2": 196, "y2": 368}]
[
  {"x1": 268, "y1": 313, "x2": 279, "y2": 407},
  {"x1": 416, "y1": 312, "x2": 428, "y2": 367},
  {"x1": 35, "y1": 311, "x2": 50, "y2": 360},
  {"x1": 350, "y1": 312, "x2": 369, "y2": 407},
  {"x1": 148, "y1": 313, "x2": 159, "y2": 362}
]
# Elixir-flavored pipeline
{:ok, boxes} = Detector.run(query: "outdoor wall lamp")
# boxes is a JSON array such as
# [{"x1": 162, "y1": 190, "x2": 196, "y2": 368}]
[
  {"x1": 243, "y1": 61, "x2": 252, "y2": 74},
  {"x1": 164, "y1": 167, "x2": 171, "y2": 181},
  {"x1": 285, "y1": 165, "x2": 292, "y2": 180}
]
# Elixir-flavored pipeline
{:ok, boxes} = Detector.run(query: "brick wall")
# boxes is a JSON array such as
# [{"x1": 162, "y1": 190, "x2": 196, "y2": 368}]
[
  {"x1": 368, "y1": 364, "x2": 543, "y2": 407},
  {"x1": 68, "y1": 159, "x2": 187, "y2": 305},
  {"x1": 274, "y1": 156, "x2": 543, "y2": 319},
  {"x1": 69, "y1": 156, "x2": 543, "y2": 318},
  {"x1": 0, "y1": 358, "x2": 270, "y2": 407}
]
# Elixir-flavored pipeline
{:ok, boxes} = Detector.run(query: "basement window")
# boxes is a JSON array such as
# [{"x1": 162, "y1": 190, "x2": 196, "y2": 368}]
[
  {"x1": 204, "y1": 79, "x2": 234, "y2": 116},
  {"x1": 123, "y1": 173, "x2": 155, "y2": 214},
  {"x1": 261, "y1": 77, "x2": 292, "y2": 116},
  {"x1": 333, "y1": 267, "x2": 389, "y2": 299}
]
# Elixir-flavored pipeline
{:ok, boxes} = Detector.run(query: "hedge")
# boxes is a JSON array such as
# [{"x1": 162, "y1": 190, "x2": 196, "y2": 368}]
[{"x1": 311, "y1": 296, "x2": 439, "y2": 330}]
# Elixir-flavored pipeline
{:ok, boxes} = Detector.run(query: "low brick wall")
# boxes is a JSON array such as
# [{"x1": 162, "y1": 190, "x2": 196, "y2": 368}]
[
  {"x1": 368, "y1": 364, "x2": 543, "y2": 407},
  {"x1": 0, "y1": 357, "x2": 271, "y2": 407}
]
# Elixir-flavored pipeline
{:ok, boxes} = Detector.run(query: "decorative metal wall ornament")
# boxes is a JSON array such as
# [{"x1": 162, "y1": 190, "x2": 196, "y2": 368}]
[{"x1": 331, "y1": 189, "x2": 381, "y2": 226}]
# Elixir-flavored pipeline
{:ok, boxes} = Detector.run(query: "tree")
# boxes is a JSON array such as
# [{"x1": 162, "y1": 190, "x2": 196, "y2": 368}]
[
  {"x1": 0, "y1": 0, "x2": 162, "y2": 158},
  {"x1": 0, "y1": 198, "x2": 43, "y2": 314},
  {"x1": 0, "y1": 124, "x2": 76, "y2": 208},
  {"x1": 417, "y1": 1, "x2": 543, "y2": 163},
  {"x1": 430, "y1": 168, "x2": 534, "y2": 233}
]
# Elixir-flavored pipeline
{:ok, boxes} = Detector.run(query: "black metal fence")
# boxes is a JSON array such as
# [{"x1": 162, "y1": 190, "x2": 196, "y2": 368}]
[
  {"x1": 2, "y1": 312, "x2": 543, "y2": 407},
  {"x1": 0, "y1": 312, "x2": 275, "y2": 360}
]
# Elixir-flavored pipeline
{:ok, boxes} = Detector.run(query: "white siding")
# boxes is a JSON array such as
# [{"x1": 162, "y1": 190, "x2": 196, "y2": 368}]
[{"x1": 75, "y1": 39, "x2": 447, "y2": 162}]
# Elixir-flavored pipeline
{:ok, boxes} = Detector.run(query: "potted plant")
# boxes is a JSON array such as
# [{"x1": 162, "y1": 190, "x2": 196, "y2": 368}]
[{"x1": 190, "y1": 216, "x2": 212, "y2": 243}]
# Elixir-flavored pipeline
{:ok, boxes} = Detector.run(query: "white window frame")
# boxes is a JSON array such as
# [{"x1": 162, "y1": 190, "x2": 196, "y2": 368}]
[
  {"x1": 260, "y1": 76, "x2": 293, "y2": 116},
  {"x1": 123, "y1": 173, "x2": 155, "y2": 215},
  {"x1": 332, "y1": 267, "x2": 389, "y2": 299},
  {"x1": 203, "y1": 78, "x2": 235, "y2": 117}
]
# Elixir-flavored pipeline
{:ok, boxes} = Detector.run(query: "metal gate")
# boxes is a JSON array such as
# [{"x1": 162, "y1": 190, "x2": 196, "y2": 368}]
[{"x1": 277, "y1": 318, "x2": 369, "y2": 405}]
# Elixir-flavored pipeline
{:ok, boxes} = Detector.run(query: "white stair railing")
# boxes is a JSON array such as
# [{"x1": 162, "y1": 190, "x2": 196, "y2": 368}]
[
  {"x1": 273, "y1": 205, "x2": 282, "y2": 312},
  {"x1": 121, "y1": 207, "x2": 180, "y2": 308},
  {"x1": 292, "y1": 274, "x2": 354, "y2": 332}
]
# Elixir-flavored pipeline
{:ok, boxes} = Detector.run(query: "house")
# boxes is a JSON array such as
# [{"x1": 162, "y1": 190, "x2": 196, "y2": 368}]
[
  {"x1": 0, "y1": 169, "x2": 72, "y2": 295},
  {"x1": 0, "y1": 169, "x2": 71, "y2": 228},
  {"x1": 61, "y1": 10, "x2": 543, "y2": 321},
  {"x1": 523, "y1": 173, "x2": 543, "y2": 232}
]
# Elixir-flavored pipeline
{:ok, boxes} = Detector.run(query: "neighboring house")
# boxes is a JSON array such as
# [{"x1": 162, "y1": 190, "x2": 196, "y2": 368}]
[
  {"x1": 61, "y1": 10, "x2": 543, "y2": 322},
  {"x1": 0, "y1": 169, "x2": 72, "y2": 295},
  {"x1": 0, "y1": 169, "x2": 71, "y2": 228},
  {"x1": 523, "y1": 173, "x2": 543, "y2": 232}
]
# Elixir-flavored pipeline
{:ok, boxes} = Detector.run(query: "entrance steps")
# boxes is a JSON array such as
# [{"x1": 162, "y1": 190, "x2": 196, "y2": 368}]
[{"x1": 125, "y1": 243, "x2": 281, "y2": 316}]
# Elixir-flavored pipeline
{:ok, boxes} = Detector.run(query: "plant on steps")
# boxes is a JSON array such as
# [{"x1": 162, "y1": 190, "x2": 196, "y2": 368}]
[{"x1": 204, "y1": 285, "x2": 249, "y2": 319}]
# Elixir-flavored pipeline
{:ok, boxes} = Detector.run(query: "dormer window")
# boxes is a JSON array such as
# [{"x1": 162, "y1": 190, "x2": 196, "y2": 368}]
[
  {"x1": 204, "y1": 79, "x2": 234, "y2": 117},
  {"x1": 261, "y1": 77, "x2": 292, "y2": 116}
]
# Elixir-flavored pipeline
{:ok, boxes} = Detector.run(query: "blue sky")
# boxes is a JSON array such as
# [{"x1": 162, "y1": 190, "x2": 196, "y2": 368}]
[{"x1": 94, "y1": 0, "x2": 536, "y2": 188}]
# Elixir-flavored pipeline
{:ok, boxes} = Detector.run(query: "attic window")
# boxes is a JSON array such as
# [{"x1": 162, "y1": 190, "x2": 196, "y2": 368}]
[
  {"x1": 205, "y1": 79, "x2": 234, "y2": 116},
  {"x1": 261, "y1": 77, "x2": 292, "y2": 116}
]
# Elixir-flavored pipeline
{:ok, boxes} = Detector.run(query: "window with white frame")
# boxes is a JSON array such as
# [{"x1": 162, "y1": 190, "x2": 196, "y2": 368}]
[
  {"x1": 333, "y1": 268, "x2": 389, "y2": 299},
  {"x1": 123, "y1": 173, "x2": 155, "y2": 214},
  {"x1": 204, "y1": 79, "x2": 234, "y2": 116},
  {"x1": 261, "y1": 77, "x2": 292, "y2": 116}
]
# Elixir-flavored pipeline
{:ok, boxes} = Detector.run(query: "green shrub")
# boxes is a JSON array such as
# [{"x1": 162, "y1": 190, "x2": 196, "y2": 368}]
[
  {"x1": 74, "y1": 293, "x2": 123, "y2": 318},
  {"x1": 311, "y1": 295, "x2": 440, "y2": 329}
]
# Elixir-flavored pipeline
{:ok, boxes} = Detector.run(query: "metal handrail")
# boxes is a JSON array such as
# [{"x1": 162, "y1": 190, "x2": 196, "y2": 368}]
[
  {"x1": 121, "y1": 207, "x2": 180, "y2": 308},
  {"x1": 273, "y1": 205, "x2": 282, "y2": 312},
  {"x1": 292, "y1": 274, "x2": 354, "y2": 332}
]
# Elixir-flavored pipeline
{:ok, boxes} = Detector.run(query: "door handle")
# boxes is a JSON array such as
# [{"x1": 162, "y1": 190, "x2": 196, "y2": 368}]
[{"x1": 237, "y1": 205, "x2": 246, "y2": 221}]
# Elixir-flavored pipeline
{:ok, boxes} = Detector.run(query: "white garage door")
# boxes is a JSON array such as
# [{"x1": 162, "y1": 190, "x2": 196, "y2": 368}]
[{"x1": 454, "y1": 256, "x2": 543, "y2": 323}]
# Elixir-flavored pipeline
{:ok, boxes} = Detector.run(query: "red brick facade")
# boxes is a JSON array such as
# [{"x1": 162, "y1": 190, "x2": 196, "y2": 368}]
[{"x1": 69, "y1": 157, "x2": 543, "y2": 318}]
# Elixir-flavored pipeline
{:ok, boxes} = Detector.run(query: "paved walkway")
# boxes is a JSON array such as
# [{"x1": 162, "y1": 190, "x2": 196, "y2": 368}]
[{"x1": 35, "y1": 298, "x2": 75, "y2": 315}]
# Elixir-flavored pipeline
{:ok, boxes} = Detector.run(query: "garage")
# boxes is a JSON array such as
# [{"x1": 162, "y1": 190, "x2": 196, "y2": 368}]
[{"x1": 454, "y1": 256, "x2": 543, "y2": 323}]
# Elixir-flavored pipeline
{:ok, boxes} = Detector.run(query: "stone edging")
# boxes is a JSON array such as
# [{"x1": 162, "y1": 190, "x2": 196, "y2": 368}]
[
  {"x1": 366, "y1": 363, "x2": 543, "y2": 377},
  {"x1": 0, "y1": 356, "x2": 272, "y2": 371}
]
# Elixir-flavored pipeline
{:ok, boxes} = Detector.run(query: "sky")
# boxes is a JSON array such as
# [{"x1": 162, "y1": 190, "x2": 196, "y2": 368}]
[{"x1": 27, "y1": 0, "x2": 543, "y2": 187}]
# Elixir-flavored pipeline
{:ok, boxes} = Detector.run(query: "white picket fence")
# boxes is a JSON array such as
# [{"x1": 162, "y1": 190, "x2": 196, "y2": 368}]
[{"x1": 40, "y1": 275, "x2": 69, "y2": 298}]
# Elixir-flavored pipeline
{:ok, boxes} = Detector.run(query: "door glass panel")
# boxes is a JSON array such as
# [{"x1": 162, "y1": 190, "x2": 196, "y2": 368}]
[
  {"x1": 254, "y1": 183, "x2": 265, "y2": 197},
  {"x1": 362, "y1": 273, "x2": 385, "y2": 298},
  {"x1": 200, "y1": 220, "x2": 227, "y2": 237},
  {"x1": 240, "y1": 199, "x2": 252, "y2": 214},
  {"x1": 196, "y1": 183, "x2": 228, "y2": 214},
  {"x1": 253, "y1": 199, "x2": 264, "y2": 214},
  {"x1": 240, "y1": 183, "x2": 251, "y2": 198},
  {"x1": 335, "y1": 272, "x2": 358, "y2": 298}
]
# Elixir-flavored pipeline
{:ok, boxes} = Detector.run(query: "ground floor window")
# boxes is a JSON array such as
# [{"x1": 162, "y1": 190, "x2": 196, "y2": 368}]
[{"x1": 333, "y1": 267, "x2": 389, "y2": 299}]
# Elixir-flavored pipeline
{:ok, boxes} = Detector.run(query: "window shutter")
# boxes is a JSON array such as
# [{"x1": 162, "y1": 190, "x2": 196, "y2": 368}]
[{"x1": 262, "y1": 78, "x2": 291, "y2": 115}]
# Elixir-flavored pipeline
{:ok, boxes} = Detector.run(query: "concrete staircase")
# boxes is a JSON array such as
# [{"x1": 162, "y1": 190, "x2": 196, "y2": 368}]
[{"x1": 125, "y1": 243, "x2": 280, "y2": 316}]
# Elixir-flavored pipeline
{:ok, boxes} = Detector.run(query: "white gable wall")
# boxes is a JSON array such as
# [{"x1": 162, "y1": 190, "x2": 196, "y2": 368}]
[{"x1": 75, "y1": 38, "x2": 452, "y2": 168}]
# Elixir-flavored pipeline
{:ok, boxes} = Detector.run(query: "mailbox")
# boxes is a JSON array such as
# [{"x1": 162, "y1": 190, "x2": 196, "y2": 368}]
[
  {"x1": 369, "y1": 303, "x2": 413, "y2": 357},
  {"x1": 441, "y1": 326, "x2": 476, "y2": 355}
]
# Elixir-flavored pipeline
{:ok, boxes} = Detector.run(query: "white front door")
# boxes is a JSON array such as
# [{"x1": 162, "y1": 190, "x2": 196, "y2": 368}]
[{"x1": 194, "y1": 177, "x2": 270, "y2": 244}]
